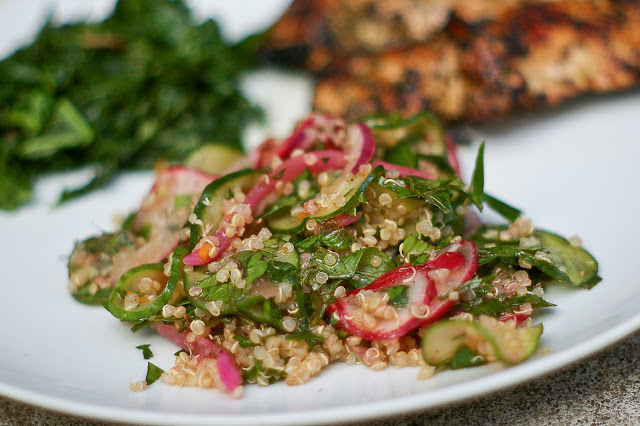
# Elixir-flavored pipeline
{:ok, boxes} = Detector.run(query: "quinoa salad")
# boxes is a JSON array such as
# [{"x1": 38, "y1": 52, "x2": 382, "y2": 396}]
[{"x1": 67, "y1": 112, "x2": 600, "y2": 397}]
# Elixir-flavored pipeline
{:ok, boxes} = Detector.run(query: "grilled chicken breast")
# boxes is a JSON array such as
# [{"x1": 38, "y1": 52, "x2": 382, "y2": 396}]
[{"x1": 262, "y1": 0, "x2": 640, "y2": 122}]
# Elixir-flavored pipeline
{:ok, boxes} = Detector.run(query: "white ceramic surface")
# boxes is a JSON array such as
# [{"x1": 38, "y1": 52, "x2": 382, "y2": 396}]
[{"x1": 1, "y1": 1, "x2": 640, "y2": 424}]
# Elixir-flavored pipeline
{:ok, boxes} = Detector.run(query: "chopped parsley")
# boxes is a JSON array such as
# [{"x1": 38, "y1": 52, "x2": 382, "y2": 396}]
[
  {"x1": 386, "y1": 285, "x2": 409, "y2": 308},
  {"x1": 135, "y1": 344, "x2": 153, "y2": 359},
  {"x1": 145, "y1": 362, "x2": 164, "y2": 386}
]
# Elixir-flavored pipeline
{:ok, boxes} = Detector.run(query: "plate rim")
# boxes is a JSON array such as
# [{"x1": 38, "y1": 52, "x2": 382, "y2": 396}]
[
  {"x1": 2, "y1": 0, "x2": 638, "y2": 423},
  {"x1": 2, "y1": 312, "x2": 639, "y2": 425}
]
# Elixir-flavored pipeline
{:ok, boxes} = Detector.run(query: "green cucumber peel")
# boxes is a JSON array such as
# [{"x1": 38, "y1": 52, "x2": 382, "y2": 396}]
[
  {"x1": 421, "y1": 319, "x2": 543, "y2": 367},
  {"x1": 106, "y1": 246, "x2": 188, "y2": 322}
]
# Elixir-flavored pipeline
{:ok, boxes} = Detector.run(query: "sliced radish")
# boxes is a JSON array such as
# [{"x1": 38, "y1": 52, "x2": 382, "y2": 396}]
[
  {"x1": 329, "y1": 240, "x2": 478, "y2": 340},
  {"x1": 154, "y1": 323, "x2": 243, "y2": 393}
]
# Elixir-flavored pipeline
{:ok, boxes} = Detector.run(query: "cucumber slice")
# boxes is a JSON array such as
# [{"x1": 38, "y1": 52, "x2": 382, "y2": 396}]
[
  {"x1": 68, "y1": 231, "x2": 139, "y2": 305},
  {"x1": 185, "y1": 144, "x2": 243, "y2": 174},
  {"x1": 183, "y1": 267, "x2": 211, "y2": 311},
  {"x1": 488, "y1": 321, "x2": 544, "y2": 364},
  {"x1": 367, "y1": 111, "x2": 445, "y2": 152},
  {"x1": 106, "y1": 246, "x2": 187, "y2": 322},
  {"x1": 534, "y1": 230, "x2": 600, "y2": 288},
  {"x1": 473, "y1": 226, "x2": 600, "y2": 289},
  {"x1": 189, "y1": 169, "x2": 258, "y2": 248},
  {"x1": 266, "y1": 166, "x2": 383, "y2": 233},
  {"x1": 266, "y1": 210, "x2": 304, "y2": 234},
  {"x1": 421, "y1": 318, "x2": 543, "y2": 366}
]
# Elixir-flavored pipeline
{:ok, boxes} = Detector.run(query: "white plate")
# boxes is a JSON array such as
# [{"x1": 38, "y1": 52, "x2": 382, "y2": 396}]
[{"x1": 1, "y1": 1, "x2": 640, "y2": 424}]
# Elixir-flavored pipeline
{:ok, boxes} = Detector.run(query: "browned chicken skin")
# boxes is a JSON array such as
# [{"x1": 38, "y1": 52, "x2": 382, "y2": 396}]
[{"x1": 261, "y1": 0, "x2": 640, "y2": 122}]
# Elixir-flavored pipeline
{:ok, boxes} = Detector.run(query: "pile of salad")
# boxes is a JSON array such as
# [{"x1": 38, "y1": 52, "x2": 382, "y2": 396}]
[{"x1": 68, "y1": 112, "x2": 600, "y2": 396}]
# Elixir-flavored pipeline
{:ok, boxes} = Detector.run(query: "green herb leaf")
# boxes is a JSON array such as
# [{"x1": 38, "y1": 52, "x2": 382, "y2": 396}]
[
  {"x1": 483, "y1": 193, "x2": 521, "y2": 222},
  {"x1": 462, "y1": 294, "x2": 555, "y2": 316},
  {"x1": 316, "y1": 247, "x2": 394, "y2": 288},
  {"x1": 235, "y1": 251, "x2": 268, "y2": 286},
  {"x1": 384, "y1": 140, "x2": 417, "y2": 168},
  {"x1": 401, "y1": 235, "x2": 434, "y2": 265},
  {"x1": 173, "y1": 194, "x2": 193, "y2": 209},
  {"x1": 479, "y1": 245, "x2": 572, "y2": 283},
  {"x1": 386, "y1": 285, "x2": 409, "y2": 308},
  {"x1": 297, "y1": 225, "x2": 355, "y2": 252},
  {"x1": 205, "y1": 282, "x2": 236, "y2": 303},
  {"x1": 243, "y1": 359, "x2": 286, "y2": 384},
  {"x1": 16, "y1": 98, "x2": 94, "y2": 159},
  {"x1": 450, "y1": 346, "x2": 486, "y2": 370},
  {"x1": 265, "y1": 261, "x2": 298, "y2": 285},
  {"x1": 286, "y1": 332, "x2": 325, "y2": 349},
  {"x1": 470, "y1": 142, "x2": 485, "y2": 210},
  {"x1": 234, "y1": 335, "x2": 256, "y2": 348},
  {"x1": 145, "y1": 362, "x2": 164, "y2": 386},
  {"x1": 130, "y1": 320, "x2": 151, "y2": 333},
  {"x1": 136, "y1": 344, "x2": 153, "y2": 359},
  {"x1": 405, "y1": 176, "x2": 459, "y2": 214}
]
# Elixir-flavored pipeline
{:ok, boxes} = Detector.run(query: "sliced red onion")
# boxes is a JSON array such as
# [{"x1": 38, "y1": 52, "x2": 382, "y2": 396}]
[
  {"x1": 445, "y1": 134, "x2": 461, "y2": 177},
  {"x1": 154, "y1": 323, "x2": 243, "y2": 393},
  {"x1": 331, "y1": 211, "x2": 362, "y2": 228},
  {"x1": 345, "y1": 122, "x2": 376, "y2": 173},
  {"x1": 274, "y1": 116, "x2": 316, "y2": 159},
  {"x1": 370, "y1": 160, "x2": 435, "y2": 180},
  {"x1": 185, "y1": 151, "x2": 349, "y2": 266},
  {"x1": 215, "y1": 352, "x2": 244, "y2": 392}
]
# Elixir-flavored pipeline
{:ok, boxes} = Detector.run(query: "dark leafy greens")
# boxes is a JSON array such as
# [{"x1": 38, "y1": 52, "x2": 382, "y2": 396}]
[{"x1": 0, "y1": 0, "x2": 262, "y2": 210}]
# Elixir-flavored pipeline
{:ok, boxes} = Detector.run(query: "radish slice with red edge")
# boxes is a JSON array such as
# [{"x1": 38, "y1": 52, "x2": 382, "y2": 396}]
[
  {"x1": 328, "y1": 240, "x2": 478, "y2": 340},
  {"x1": 154, "y1": 324, "x2": 243, "y2": 394}
]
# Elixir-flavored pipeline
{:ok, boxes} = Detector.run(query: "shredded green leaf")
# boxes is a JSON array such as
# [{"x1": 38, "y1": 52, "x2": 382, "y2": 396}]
[
  {"x1": 315, "y1": 247, "x2": 394, "y2": 289},
  {"x1": 235, "y1": 251, "x2": 269, "y2": 286},
  {"x1": 450, "y1": 346, "x2": 486, "y2": 370},
  {"x1": 470, "y1": 142, "x2": 485, "y2": 210},
  {"x1": 401, "y1": 235, "x2": 434, "y2": 265},
  {"x1": 234, "y1": 335, "x2": 257, "y2": 348},
  {"x1": 136, "y1": 344, "x2": 153, "y2": 359},
  {"x1": 145, "y1": 362, "x2": 164, "y2": 386},
  {"x1": 297, "y1": 225, "x2": 355, "y2": 252},
  {"x1": 386, "y1": 285, "x2": 409, "y2": 308}
]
